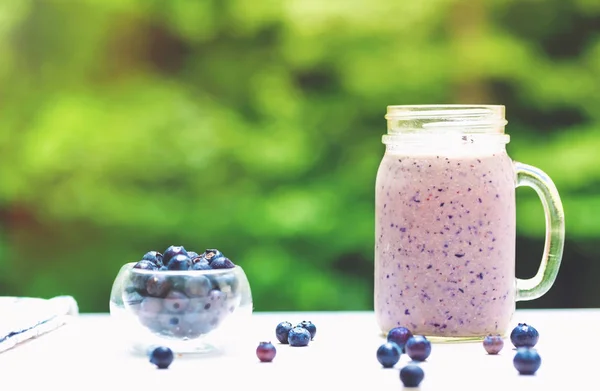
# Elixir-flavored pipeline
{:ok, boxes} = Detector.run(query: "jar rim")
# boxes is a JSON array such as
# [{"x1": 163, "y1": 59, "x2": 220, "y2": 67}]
[
  {"x1": 385, "y1": 104, "x2": 505, "y2": 119},
  {"x1": 385, "y1": 104, "x2": 508, "y2": 134}
]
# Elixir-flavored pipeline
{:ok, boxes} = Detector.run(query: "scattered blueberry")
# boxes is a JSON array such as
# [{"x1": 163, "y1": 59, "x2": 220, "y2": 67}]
[
  {"x1": 405, "y1": 335, "x2": 431, "y2": 361},
  {"x1": 483, "y1": 334, "x2": 504, "y2": 355},
  {"x1": 276, "y1": 321, "x2": 293, "y2": 344},
  {"x1": 513, "y1": 348, "x2": 541, "y2": 375},
  {"x1": 297, "y1": 320, "x2": 316, "y2": 340},
  {"x1": 387, "y1": 326, "x2": 413, "y2": 353},
  {"x1": 400, "y1": 364, "x2": 425, "y2": 387},
  {"x1": 510, "y1": 323, "x2": 539, "y2": 348},
  {"x1": 163, "y1": 245, "x2": 189, "y2": 264},
  {"x1": 288, "y1": 326, "x2": 311, "y2": 347},
  {"x1": 210, "y1": 257, "x2": 235, "y2": 269},
  {"x1": 142, "y1": 251, "x2": 164, "y2": 267},
  {"x1": 167, "y1": 254, "x2": 192, "y2": 270},
  {"x1": 256, "y1": 341, "x2": 277, "y2": 362},
  {"x1": 149, "y1": 346, "x2": 174, "y2": 369},
  {"x1": 376, "y1": 342, "x2": 401, "y2": 368}
]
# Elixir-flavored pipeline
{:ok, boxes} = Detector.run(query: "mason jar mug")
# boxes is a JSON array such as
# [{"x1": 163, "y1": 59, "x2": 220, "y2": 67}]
[{"x1": 374, "y1": 105, "x2": 565, "y2": 340}]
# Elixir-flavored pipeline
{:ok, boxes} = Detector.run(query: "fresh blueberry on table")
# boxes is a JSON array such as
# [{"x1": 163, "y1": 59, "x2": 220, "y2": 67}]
[
  {"x1": 149, "y1": 346, "x2": 174, "y2": 369},
  {"x1": 210, "y1": 257, "x2": 236, "y2": 269},
  {"x1": 483, "y1": 334, "x2": 504, "y2": 355},
  {"x1": 400, "y1": 364, "x2": 425, "y2": 387},
  {"x1": 142, "y1": 251, "x2": 164, "y2": 267},
  {"x1": 513, "y1": 348, "x2": 541, "y2": 375},
  {"x1": 510, "y1": 323, "x2": 539, "y2": 348},
  {"x1": 275, "y1": 321, "x2": 293, "y2": 344},
  {"x1": 167, "y1": 254, "x2": 192, "y2": 270},
  {"x1": 146, "y1": 274, "x2": 172, "y2": 297},
  {"x1": 387, "y1": 326, "x2": 413, "y2": 353},
  {"x1": 405, "y1": 335, "x2": 431, "y2": 361},
  {"x1": 163, "y1": 245, "x2": 189, "y2": 264},
  {"x1": 288, "y1": 326, "x2": 311, "y2": 347},
  {"x1": 376, "y1": 342, "x2": 401, "y2": 368},
  {"x1": 297, "y1": 320, "x2": 317, "y2": 340},
  {"x1": 256, "y1": 341, "x2": 277, "y2": 362}
]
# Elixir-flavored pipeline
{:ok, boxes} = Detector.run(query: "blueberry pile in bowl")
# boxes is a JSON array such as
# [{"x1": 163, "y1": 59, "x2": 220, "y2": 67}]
[{"x1": 110, "y1": 245, "x2": 252, "y2": 353}]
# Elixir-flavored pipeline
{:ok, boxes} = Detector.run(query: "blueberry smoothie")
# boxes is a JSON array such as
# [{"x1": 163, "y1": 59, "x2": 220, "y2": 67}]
[{"x1": 374, "y1": 150, "x2": 516, "y2": 338}]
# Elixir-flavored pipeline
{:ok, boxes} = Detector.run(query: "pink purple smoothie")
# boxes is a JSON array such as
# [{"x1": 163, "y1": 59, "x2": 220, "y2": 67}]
[{"x1": 374, "y1": 151, "x2": 516, "y2": 337}]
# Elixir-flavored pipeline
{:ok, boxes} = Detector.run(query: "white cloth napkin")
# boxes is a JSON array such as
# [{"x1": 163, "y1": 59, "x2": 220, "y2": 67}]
[{"x1": 0, "y1": 295, "x2": 79, "y2": 353}]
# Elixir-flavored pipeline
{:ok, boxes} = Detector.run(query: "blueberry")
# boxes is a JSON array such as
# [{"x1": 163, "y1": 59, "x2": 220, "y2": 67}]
[
  {"x1": 163, "y1": 245, "x2": 189, "y2": 264},
  {"x1": 183, "y1": 275, "x2": 212, "y2": 298},
  {"x1": 187, "y1": 251, "x2": 199, "y2": 260},
  {"x1": 213, "y1": 273, "x2": 239, "y2": 294},
  {"x1": 131, "y1": 260, "x2": 157, "y2": 290},
  {"x1": 513, "y1": 348, "x2": 541, "y2": 375},
  {"x1": 134, "y1": 259, "x2": 158, "y2": 271},
  {"x1": 146, "y1": 274, "x2": 172, "y2": 297},
  {"x1": 510, "y1": 323, "x2": 539, "y2": 348},
  {"x1": 149, "y1": 346, "x2": 174, "y2": 369},
  {"x1": 256, "y1": 341, "x2": 277, "y2": 362},
  {"x1": 142, "y1": 251, "x2": 164, "y2": 267},
  {"x1": 159, "y1": 314, "x2": 185, "y2": 335},
  {"x1": 140, "y1": 297, "x2": 163, "y2": 315},
  {"x1": 376, "y1": 342, "x2": 401, "y2": 368},
  {"x1": 163, "y1": 290, "x2": 189, "y2": 313},
  {"x1": 204, "y1": 289, "x2": 226, "y2": 311},
  {"x1": 275, "y1": 321, "x2": 293, "y2": 344},
  {"x1": 483, "y1": 334, "x2": 504, "y2": 355},
  {"x1": 167, "y1": 254, "x2": 191, "y2": 270},
  {"x1": 191, "y1": 260, "x2": 212, "y2": 270},
  {"x1": 202, "y1": 249, "x2": 224, "y2": 264},
  {"x1": 210, "y1": 257, "x2": 235, "y2": 269},
  {"x1": 297, "y1": 320, "x2": 317, "y2": 340},
  {"x1": 288, "y1": 326, "x2": 310, "y2": 347},
  {"x1": 405, "y1": 335, "x2": 431, "y2": 361},
  {"x1": 400, "y1": 364, "x2": 425, "y2": 387},
  {"x1": 387, "y1": 326, "x2": 413, "y2": 353}
]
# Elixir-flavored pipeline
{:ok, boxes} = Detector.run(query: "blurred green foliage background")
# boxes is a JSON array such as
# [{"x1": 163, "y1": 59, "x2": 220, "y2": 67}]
[{"x1": 0, "y1": 0, "x2": 598, "y2": 312}]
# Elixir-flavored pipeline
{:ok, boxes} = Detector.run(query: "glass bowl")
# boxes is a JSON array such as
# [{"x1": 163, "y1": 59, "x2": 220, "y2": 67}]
[{"x1": 109, "y1": 262, "x2": 252, "y2": 355}]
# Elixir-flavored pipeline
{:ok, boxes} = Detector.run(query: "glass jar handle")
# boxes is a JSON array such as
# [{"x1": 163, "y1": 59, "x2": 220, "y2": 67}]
[{"x1": 514, "y1": 162, "x2": 565, "y2": 301}]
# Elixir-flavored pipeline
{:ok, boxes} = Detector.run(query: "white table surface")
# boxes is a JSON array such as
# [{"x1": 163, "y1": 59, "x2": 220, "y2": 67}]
[{"x1": 0, "y1": 309, "x2": 596, "y2": 390}]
